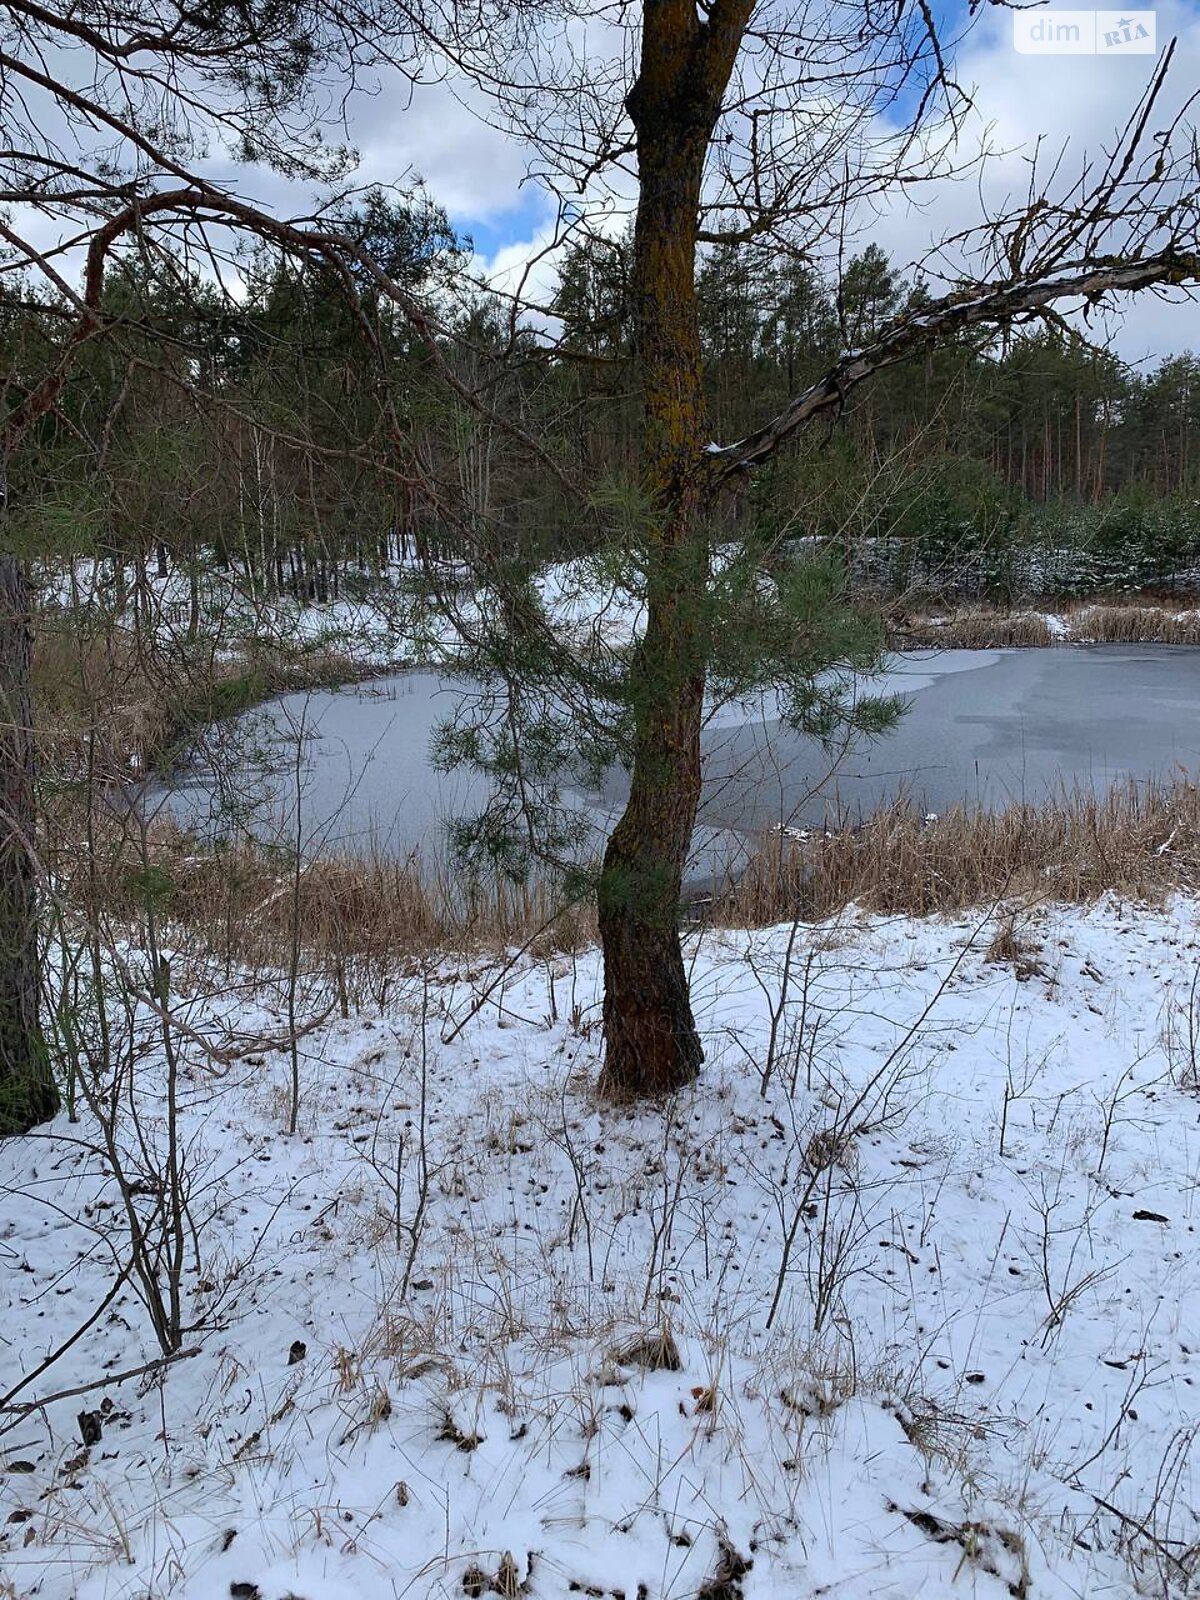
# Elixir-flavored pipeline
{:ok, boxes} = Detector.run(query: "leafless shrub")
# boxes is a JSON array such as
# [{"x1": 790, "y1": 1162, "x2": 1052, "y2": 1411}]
[
  {"x1": 733, "y1": 917, "x2": 821, "y2": 1098},
  {"x1": 764, "y1": 923, "x2": 981, "y2": 1332},
  {"x1": 1126, "y1": 1425, "x2": 1200, "y2": 1597},
  {"x1": 1164, "y1": 965, "x2": 1200, "y2": 1093},
  {"x1": 363, "y1": 976, "x2": 441, "y2": 1298},
  {"x1": 1025, "y1": 1164, "x2": 1112, "y2": 1343}
]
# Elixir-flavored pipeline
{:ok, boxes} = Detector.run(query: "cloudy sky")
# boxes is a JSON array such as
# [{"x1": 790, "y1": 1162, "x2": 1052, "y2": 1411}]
[
  {"x1": 13, "y1": 0, "x2": 1199, "y2": 366},
  {"x1": 305, "y1": 0, "x2": 1200, "y2": 365}
]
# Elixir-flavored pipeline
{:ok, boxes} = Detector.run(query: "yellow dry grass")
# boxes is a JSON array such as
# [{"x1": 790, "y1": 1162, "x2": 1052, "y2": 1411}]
[
  {"x1": 1065, "y1": 604, "x2": 1200, "y2": 644},
  {"x1": 50, "y1": 808, "x2": 595, "y2": 976},
  {"x1": 891, "y1": 600, "x2": 1200, "y2": 651},
  {"x1": 33, "y1": 614, "x2": 367, "y2": 782},
  {"x1": 892, "y1": 611, "x2": 1055, "y2": 648},
  {"x1": 720, "y1": 778, "x2": 1200, "y2": 924}
]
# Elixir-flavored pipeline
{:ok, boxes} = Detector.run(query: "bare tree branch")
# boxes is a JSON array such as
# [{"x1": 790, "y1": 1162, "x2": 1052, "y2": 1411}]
[{"x1": 715, "y1": 251, "x2": 1200, "y2": 477}]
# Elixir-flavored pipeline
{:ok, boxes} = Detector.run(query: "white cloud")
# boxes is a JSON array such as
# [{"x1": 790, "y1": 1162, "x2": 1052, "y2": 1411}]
[
  {"x1": 479, "y1": 225, "x2": 562, "y2": 308},
  {"x1": 7, "y1": 3, "x2": 1198, "y2": 363},
  {"x1": 379, "y1": 2, "x2": 1200, "y2": 360},
  {"x1": 348, "y1": 73, "x2": 535, "y2": 223},
  {"x1": 866, "y1": 0, "x2": 1200, "y2": 358}
]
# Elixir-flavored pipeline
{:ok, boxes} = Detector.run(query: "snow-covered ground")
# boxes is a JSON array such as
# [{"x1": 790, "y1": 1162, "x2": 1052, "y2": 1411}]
[{"x1": 4, "y1": 898, "x2": 1200, "y2": 1598}]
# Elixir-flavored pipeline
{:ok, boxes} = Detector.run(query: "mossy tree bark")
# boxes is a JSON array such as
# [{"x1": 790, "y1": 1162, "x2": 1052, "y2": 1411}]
[
  {"x1": 596, "y1": 0, "x2": 751, "y2": 1100},
  {"x1": 0, "y1": 544, "x2": 53, "y2": 1134}
]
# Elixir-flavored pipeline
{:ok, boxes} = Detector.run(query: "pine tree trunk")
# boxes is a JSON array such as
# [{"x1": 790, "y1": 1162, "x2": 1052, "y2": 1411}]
[
  {"x1": 597, "y1": 582, "x2": 707, "y2": 1099},
  {"x1": 0, "y1": 548, "x2": 53, "y2": 1135},
  {"x1": 596, "y1": 0, "x2": 749, "y2": 1099}
]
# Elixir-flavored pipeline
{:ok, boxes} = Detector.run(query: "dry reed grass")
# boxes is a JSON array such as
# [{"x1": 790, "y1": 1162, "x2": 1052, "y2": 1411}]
[
  {"x1": 33, "y1": 623, "x2": 174, "y2": 780},
  {"x1": 38, "y1": 600, "x2": 1200, "y2": 976},
  {"x1": 720, "y1": 778, "x2": 1200, "y2": 924},
  {"x1": 34, "y1": 616, "x2": 593, "y2": 985},
  {"x1": 51, "y1": 776, "x2": 1200, "y2": 981},
  {"x1": 892, "y1": 611, "x2": 1055, "y2": 648},
  {"x1": 1065, "y1": 604, "x2": 1200, "y2": 644},
  {"x1": 66, "y1": 776, "x2": 1200, "y2": 976},
  {"x1": 50, "y1": 807, "x2": 595, "y2": 980},
  {"x1": 33, "y1": 615, "x2": 366, "y2": 782},
  {"x1": 892, "y1": 600, "x2": 1200, "y2": 650}
]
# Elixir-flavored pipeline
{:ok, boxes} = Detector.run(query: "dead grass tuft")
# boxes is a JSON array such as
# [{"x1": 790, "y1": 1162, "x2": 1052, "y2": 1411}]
[
  {"x1": 804, "y1": 1126, "x2": 858, "y2": 1173},
  {"x1": 886, "y1": 1504, "x2": 1030, "y2": 1599},
  {"x1": 696, "y1": 1536, "x2": 753, "y2": 1600},
  {"x1": 436, "y1": 1409, "x2": 483, "y2": 1452},
  {"x1": 984, "y1": 914, "x2": 1047, "y2": 980},
  {"x1": 495, "y1": 1553, "x2": 523, "y2": 1599},
  {"x1": 983, "y1": 916, "x2": 1022, "y2": 964},
  {"x1": 615, "y1": 1329, "x2": 682, "y2": 1372}
]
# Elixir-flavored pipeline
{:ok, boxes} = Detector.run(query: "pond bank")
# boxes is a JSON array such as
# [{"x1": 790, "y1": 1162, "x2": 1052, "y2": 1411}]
[
  {"x1": 890, "y1": 598, "x2": 1200, "y2": 649},
  {"x1": 33, "y1": 623, "x2": 418, "y2": 785}
]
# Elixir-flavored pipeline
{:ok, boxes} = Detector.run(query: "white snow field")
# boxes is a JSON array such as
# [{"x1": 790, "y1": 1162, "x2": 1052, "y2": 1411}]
[{"x1": 3, "y1": 898, "x2": 1200, "y2": 1599}]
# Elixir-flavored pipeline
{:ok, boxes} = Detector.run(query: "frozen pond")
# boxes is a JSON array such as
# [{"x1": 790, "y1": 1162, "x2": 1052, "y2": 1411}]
[{"x1": 141, "y1": 646, "x2": 1200, "y2": 886}]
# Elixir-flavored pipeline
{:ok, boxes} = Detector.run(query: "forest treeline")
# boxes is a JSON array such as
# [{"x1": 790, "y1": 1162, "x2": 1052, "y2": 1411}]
[{"x1": 5, "y1": 210, "x2": 1200, "y2": 611}]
